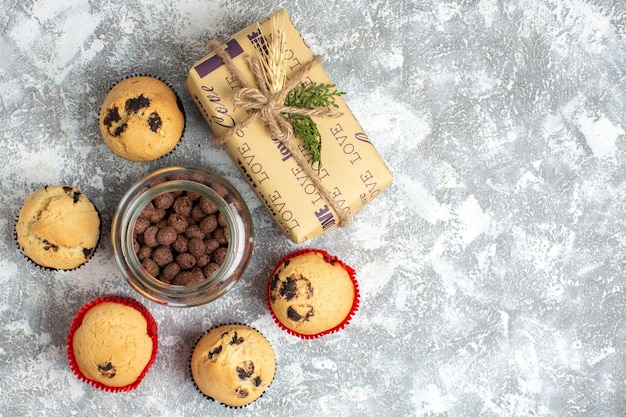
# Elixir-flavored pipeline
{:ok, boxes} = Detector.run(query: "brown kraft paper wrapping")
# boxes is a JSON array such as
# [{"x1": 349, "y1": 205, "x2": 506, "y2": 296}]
[{"x1": 186, "y1": 9, "x2": 393, "y2": 243}]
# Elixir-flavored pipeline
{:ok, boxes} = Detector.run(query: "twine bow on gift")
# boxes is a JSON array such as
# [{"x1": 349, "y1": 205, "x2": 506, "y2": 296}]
[{"x1": 208, "y1": 38, "x2": 351, "y2": 227}]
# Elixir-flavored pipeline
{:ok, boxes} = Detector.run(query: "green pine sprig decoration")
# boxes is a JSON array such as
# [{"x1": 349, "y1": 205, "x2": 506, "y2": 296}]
[{"x1": 283, "y1": 83, "x2": 345, "y2": 170}]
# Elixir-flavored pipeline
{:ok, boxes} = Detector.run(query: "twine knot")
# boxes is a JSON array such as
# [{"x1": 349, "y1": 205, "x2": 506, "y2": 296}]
[
  {"x1": 233, "y1": 87, "x2": 271, "y2": 110},
  {"x1": 232, "y1": 87, "x2": 293, "y2": 140}
]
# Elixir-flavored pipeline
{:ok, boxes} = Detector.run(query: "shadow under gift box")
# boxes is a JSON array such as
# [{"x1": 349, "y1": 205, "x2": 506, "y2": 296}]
[{"x1": 186, "y1": 9, "x2": 393, "y2": 243}]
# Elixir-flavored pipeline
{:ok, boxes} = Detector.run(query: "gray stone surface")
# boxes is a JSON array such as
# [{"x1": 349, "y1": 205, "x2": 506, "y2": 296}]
[{"x1": 0, "y1": 1, "x2": 624, "y2": 416}]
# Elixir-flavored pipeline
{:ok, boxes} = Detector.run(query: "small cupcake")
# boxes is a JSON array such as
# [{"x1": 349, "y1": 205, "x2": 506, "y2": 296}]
[
  {"x1": 190, "y1": 324, "x2": 276, "y2": 407},
  {"x1": 267, "y1": 249, "x2": 359, "y2": 339},
  {"x1": 99, "y1": 76, "x2": 185, "y2": 162},
  {"x1": 16, "y1": 185, "x2": 100, "y2": 270},
  {"x1": 67, "y1": 296, "x2": 158, "y2": 392}
]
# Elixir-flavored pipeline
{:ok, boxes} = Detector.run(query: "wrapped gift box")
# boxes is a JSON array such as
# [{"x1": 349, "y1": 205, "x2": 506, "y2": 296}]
[{"x1": 187, "y1": 9, "x2": 393, "y2": 243}]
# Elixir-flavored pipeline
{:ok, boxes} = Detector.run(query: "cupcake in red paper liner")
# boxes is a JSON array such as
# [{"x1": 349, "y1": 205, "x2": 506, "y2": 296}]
[
  {"x1": 266, "y1": 249, "x2": 360, "y2": 339},
  {"x1": 189, "y1": 324, "x2": 276, "y2": 408},
  {"x1": 67, "y1": 296, "x2": 158, "y2": 392}
]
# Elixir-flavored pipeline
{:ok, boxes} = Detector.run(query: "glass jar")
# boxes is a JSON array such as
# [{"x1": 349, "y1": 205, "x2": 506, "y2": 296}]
[{"x1": 111, "y1": 166, "x2": 254, "y2": 307}]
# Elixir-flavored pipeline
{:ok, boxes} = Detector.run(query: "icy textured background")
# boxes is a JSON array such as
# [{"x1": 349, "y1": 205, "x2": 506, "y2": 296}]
[{"x1": 0, "y1": 0, "x2": 624, "y2": 416}]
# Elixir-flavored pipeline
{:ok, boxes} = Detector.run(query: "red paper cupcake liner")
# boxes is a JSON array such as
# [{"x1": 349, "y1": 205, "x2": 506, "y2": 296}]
[
  {"x1": 188, "y1": 323, "x2": 276, "y2": 408},
  {"x1": 66, "y1": 296, "x2": 159, "y2": 393},
  {"x1": 266, "y1": 248, "x2": 360, "y2": 339}
]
